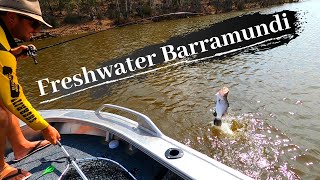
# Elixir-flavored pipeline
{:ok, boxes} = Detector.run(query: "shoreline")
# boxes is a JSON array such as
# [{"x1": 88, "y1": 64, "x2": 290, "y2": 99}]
[
  {"x1": 34, "y1": 1, "x2": 299, "y2": 39},
  {"x1": 33, "y1": 18, "x2": 114, "y2": 40},
  {"x1": 34, "y1": 13, "x2": 201, "y2": 39}
]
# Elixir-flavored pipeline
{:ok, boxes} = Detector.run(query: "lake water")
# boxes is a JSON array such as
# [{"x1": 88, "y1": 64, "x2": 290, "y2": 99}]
[{"x1": 20, "y1": 0, "x2": 320, "y2": 179}]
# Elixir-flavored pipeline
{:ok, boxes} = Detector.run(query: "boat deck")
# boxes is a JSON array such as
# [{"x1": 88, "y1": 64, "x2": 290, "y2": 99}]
[{"x1": 5, "y1": 134, "x2": 168, "y2": 180}]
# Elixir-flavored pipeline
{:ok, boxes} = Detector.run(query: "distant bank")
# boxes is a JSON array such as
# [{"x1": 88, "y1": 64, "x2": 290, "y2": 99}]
[{"x1": 35, "y1": 0, "x2": 299, "y2": 38}]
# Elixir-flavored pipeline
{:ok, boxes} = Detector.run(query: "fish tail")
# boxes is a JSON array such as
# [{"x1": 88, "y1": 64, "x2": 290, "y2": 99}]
[{"x1": 214, "y1": 118, "x2": 222, "y2": 126}]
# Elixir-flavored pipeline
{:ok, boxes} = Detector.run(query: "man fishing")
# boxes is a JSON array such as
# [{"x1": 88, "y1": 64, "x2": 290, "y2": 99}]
[
  {"x1": 213, "y1": 87, "x2": 229, "y2": 126},
  {"x1": 0, "y1": 0, "x2": 61, "y2": 179}
]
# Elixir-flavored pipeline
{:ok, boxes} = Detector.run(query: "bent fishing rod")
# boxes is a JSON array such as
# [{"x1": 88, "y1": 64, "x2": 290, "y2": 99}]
[{"x1": 26, "y1": 12, "x2": 203, "y2": 64}]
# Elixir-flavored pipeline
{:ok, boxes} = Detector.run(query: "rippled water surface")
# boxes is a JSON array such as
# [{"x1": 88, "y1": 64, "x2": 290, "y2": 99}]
[{"x1": 19, "y1": 0, "x2": 320, "y2": 179}]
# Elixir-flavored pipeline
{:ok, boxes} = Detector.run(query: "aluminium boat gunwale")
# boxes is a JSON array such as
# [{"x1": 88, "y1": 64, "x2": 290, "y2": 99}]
[{"x1": 10, "y1": 104, "x2": 251, "y2": 180}]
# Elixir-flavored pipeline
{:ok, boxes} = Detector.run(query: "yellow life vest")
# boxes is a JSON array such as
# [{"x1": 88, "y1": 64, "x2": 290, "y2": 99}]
[{"x1": 0, "y1": 25, "x2": 48, "y2": 130}]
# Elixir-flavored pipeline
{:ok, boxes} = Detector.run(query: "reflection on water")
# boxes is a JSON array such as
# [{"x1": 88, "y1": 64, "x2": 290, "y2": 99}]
[{"x1": 18, "y1": 0, "x2": 320, "y2": 179}]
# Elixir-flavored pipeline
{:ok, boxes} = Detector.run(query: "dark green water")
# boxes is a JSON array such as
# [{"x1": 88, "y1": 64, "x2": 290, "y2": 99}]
[{"x1": 18, "y1": 0, "x2": 320, "y2": 179}]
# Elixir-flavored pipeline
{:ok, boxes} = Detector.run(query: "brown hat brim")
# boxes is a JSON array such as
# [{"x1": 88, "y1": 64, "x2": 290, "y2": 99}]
[{"x1": 0, "y1": 6, "x2": 52, "y2": 27}]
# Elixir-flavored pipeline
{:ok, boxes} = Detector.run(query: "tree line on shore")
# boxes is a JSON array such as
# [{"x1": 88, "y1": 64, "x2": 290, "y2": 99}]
[{"x1": 40, "y1": 0, "x2": 299, "y2": 27}]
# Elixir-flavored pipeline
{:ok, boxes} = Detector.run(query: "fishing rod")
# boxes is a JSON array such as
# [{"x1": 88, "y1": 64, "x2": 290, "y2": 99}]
[
  {"x1": 27, "y1": 12, "x2": 203, "y2": 64},
  {"x1": 36, "y1": 12, "x2": 203, "y2": 52}
]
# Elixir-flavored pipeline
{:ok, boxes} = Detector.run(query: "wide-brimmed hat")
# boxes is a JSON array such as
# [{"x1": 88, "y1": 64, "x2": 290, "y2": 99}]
[{"x1": 0, "y1": 0, "x2": 51, "y2": 27}]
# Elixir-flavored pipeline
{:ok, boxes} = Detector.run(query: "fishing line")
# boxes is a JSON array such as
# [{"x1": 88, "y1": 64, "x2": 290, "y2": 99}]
[{"x1": 37, "y1": 12, "x2": 203, "y2": 52}]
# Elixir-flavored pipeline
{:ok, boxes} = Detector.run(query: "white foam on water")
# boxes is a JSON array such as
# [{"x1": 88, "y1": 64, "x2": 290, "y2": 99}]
[
  {"x1": 220, "y1": 122, "x2": 234, "y2": 136},
  {"x1": 211, "y1": 122, "x2": 234, "y2": 136},
  {"x1": 209, "y1": 119, "x2": 235, "y2": 137},
  {"x1": 209, "y1": 114, "x2": 245, "y2": 137}
]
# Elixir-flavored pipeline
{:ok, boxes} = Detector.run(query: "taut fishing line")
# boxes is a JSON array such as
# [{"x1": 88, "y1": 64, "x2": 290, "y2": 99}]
[{"x1": 36, "y1": 12, "x2": 202, "y2": 52}]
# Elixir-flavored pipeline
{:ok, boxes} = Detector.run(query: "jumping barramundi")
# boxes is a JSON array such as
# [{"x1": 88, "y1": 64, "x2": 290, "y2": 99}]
[{"x1": 213, "y1": 87, "x2": 229, "y2": 126}]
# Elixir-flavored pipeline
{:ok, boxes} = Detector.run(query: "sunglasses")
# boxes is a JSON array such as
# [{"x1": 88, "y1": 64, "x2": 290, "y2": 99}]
[{"x1": 18, "y1": 15, "x2": 42, "y2": 30}]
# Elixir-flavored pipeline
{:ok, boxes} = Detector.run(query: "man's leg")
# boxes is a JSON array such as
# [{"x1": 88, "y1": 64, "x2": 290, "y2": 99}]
[
  {"x1": 6, "y1": 112, "x2": 50, "y2": 159},
  {"x1": 2, "y1": 105, "x2": 50, "y2": 160},
  {"x1": 0, "y1": 105, "x2": 8, "y2": 171},
  {"x1": 0, "y1": 105, "x2": 31, "y2": 179}
]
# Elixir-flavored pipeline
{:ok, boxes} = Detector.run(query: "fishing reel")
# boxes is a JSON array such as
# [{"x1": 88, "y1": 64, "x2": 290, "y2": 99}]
[{"x1": 26, "y1": 45, "x2": 38, "y2": 64}]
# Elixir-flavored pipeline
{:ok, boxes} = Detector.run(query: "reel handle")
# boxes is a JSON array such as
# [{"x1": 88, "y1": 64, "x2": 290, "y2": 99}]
[{"x1": 26, "y1": 45, "x2": 38, "y2": 64}]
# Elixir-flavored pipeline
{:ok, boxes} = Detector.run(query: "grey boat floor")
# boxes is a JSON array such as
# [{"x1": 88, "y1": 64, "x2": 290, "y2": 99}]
[{"x1": 5, "y1": 134, "x2": 168, "y2": 180}]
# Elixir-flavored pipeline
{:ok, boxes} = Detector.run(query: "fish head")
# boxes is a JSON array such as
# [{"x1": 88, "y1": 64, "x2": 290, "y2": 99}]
[{"x1": 216, "y1": 87, "x2": 229, "y2": 102}]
